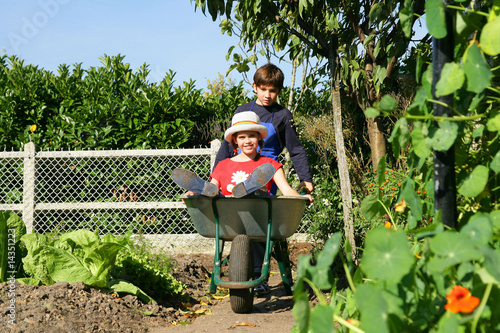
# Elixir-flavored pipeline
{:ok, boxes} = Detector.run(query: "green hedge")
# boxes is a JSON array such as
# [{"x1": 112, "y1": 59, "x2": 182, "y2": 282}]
[{"x1": 0, "y1": 54, "x2": 247, "y2": 150}]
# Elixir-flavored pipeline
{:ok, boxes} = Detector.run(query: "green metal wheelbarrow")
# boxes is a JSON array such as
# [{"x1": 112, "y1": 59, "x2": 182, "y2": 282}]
[{"x1": 181, "y1": 195, "x2": 308, "y2": 313}]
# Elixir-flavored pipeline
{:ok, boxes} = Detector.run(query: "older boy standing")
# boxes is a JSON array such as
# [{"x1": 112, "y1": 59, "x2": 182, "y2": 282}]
[
  {"x1": 214, "y1": 63, "x2": 313, "y2": 194},
  {"x1": 214, "y1": 64, "x2": 314, "y2": 295}
]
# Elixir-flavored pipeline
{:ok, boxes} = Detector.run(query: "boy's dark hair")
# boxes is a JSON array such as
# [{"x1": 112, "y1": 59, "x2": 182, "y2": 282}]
[{"x1": 253, "y1": 64, "x2": 284, "y2": 91}]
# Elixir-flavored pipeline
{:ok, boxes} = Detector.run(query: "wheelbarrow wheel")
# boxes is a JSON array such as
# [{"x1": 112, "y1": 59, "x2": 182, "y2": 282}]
[{"x1": 229, "y1": 234, "x2": 254, "y2": 313}]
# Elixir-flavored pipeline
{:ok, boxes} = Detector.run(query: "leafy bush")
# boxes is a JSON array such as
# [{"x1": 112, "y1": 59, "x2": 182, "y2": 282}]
[
  {"x1": 0, "y1": 54, "x2": 248, "y2": 150},
  {"x1": 112, "y1": 235, "x2": 187, "y2": 300},
  {"x1": 294, "y1": 222, "x2": 500, "y2": 332}
]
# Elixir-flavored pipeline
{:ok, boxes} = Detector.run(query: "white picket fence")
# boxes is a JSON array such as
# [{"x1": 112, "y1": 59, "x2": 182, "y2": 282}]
[{"x1": 0, "y1": 141, "x2": 309, "y2": 253}]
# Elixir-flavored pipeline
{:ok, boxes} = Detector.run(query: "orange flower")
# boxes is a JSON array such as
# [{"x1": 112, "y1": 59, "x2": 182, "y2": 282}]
[
  {"x1": 444, "y1": 286, "x2": 480, "y2": 313},
  {"x1": 384, "y1": 221, "x2": 391, "y2": 228}
]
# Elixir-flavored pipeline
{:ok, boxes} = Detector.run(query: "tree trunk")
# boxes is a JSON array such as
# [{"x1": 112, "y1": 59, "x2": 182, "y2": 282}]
[
  {"x1": 330, "y1": 55, "x2": 357, "y2": 262},
  {"x1": 367, "y1": 117, "x2": 386, "y2": 170}
]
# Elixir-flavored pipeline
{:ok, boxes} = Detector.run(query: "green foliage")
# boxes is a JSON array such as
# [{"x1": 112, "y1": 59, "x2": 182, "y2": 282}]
[
  {"x1": 112, "y1": 235, "x2": 187, "y2": 300},
  {"x1": 293, "y1": 224, "x2": 500, "y2": 332},
  {"x1": 0, "y1": 54, "x2": 247, "y2": 150},
  {"x1": 19, "y1": 229, "x2": 185, "y2": 304},
  {"x1": 21, "y1": 229, "x2": 125, "y2": 287},
  {"x1": 0, "y1": 212, "x2": 26, "y2": 282}
]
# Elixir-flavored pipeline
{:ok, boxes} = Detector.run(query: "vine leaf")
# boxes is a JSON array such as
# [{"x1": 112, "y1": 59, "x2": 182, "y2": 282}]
[
  {"x1": 480, "y1": 17, "x2": 500, "y2": 56},
  {"x1": 425, "y1": 0, "x2": 447, "y2": 38},
  {"x1": 435, "y1": 63, "x2": 465, "y2": 97},
  {"x1": 427, "y1": 121, "x2": 458, "y2": 151},
  {"x1": 463, "y1": 43, "x2": 493, "y2": 93}
]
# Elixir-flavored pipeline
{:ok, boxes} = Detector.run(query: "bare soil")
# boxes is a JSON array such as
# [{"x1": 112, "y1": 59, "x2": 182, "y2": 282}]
[{"x1": 1, "y1": 241, "x2": 315, "y2": 333}]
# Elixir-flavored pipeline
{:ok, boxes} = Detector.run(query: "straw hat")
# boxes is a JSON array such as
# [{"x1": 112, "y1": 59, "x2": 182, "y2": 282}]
[{"x1": 224, "y1": 111, "x2": 268, "y2": 142}]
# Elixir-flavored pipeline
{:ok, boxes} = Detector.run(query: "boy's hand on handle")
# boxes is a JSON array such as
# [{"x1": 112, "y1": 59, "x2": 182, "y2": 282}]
[
  {"x1": 298, "y1": 185, "x2": 313, "y2": 203},
  {"x1": 299, "y1": 181, "x2": 313, "y2": 194}
]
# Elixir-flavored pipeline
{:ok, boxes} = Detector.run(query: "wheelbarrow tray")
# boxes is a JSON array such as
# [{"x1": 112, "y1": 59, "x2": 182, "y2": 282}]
[{"x1": 181, "y1": 195, "x2": 308, "y2": 241}]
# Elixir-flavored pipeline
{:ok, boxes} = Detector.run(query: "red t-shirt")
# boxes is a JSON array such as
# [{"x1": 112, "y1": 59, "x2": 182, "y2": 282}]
[{"x1": 210, "y1": 156, "x2": 283, "y2": 195}]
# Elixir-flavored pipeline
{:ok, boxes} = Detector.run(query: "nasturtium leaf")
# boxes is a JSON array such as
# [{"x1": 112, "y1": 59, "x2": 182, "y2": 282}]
[
  {"x1": 379, "y1": 95, "x2": 397, "y2": 112},
  {"x1": 310, "y1": 304, "x2": 335, "y2": 333},
  {"x1": 296, "y1": 253, "x2": 313, "y2": 281},
  {"x1": 292, "y1": 287, "x2": 310, "y2": 333},
  {"x1": 487, "y1": 111, "x2": 500, "y2": 132},
  {"x1": 480, "y1": 17, "x2": 500, "y2": 55},
  {"x1": 435, "y1": 62, "x2": 465, "y2": 97},
  {"x1": 402, "y1": 179, "x2": 423, "y2": 220},
  {"x1": 426, "y1": 0, "x2": 447, "y2": 38},
  {"x1": 460, "y1": 212, "x2": 493, "y2": 245},
  {"x1": 463, "y1": 43, "x2": 493, "y2": 93},
  {"x1": 411, "y1": 122, "x2": 432, "y2": 158},
  {"x1": 436, "y1": 312, "x2": 460, "y2": 333},
  {"x1": 399, "y1": 8, "x2": 413, "y2": 38},
  {"x1": 316, "y1": 233, "x2": 342, "y2": 270},
  {"x1": 365, "y1": 107, "x2": 380, "y2": 118},
  {"x1": 355, "y1": 285, "x2": 390, "y2": 333},
  {"x1": 428, "y1": 232, "x2": 483, "y2": 272},
  {"x1": 361, "y1": 194, "x2": 385, "y2": 219},
  {"x1": 360, "y1": 228, "x2": 414, "y2": 283},
  {"x1": 491, "y1": 210, "x2": 500, "y2": 233},
  {"x1": 377, "y1": 156, "x2": 386, "y2": 186},
  {"x1": 491, "y1": 151, "x2": 500, "y2": 174},
  {"x1": 312, "y1": 233, "x2": 342, "y2": 289},
  {"x1": 478, "y1": 246, "x2": 500, "y2": 283},
  {"x1": 458, "y1": 165, "x2": 489, "y2": 198}
]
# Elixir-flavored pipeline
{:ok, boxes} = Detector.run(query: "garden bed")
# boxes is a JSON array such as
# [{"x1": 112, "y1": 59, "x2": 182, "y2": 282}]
[{"x1": 1, "y1": 242, "x2": 315, "y2": 332}]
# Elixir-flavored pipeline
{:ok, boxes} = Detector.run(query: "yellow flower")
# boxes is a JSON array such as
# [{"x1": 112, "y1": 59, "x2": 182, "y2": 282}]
[
  {"x1": 394, "y1": 198, "x2": 406, "y2": 212},
  {"x1": 30, "y1": 124, "x2": 37, "y2": 132}
]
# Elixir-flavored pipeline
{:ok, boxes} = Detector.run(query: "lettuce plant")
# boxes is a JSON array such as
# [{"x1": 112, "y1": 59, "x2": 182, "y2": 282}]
[{"x1": 20, "y1": 229, "x2": 155, "y2": 303}]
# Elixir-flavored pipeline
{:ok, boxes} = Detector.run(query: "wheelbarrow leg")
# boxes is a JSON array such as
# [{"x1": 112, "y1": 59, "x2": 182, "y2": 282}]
[
  {"x1": 209, "y1": 239, "x2": 225, "y2": 294},
  {"x1": 273, "y1": 239, "x2": 294, "y2": 295}
]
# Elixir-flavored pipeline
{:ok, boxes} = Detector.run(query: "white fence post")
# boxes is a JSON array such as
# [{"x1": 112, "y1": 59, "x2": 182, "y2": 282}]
[
  {"x1": 210, "y1": 139, "x2": 221, "y2": 170},
  {"x1": 23, "y1": 142, "x2": 36, "y2": 234}
]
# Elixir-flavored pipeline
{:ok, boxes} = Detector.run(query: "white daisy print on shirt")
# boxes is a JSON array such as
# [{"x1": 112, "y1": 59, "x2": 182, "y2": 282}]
[{"x1": 231, "y1": 170, "x2": 249, "y2": 184}]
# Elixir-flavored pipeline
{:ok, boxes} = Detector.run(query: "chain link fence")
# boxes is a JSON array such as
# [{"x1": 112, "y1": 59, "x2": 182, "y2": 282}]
[{"x1": 0, "y1": 141, "x2": 311, "y2": 252}]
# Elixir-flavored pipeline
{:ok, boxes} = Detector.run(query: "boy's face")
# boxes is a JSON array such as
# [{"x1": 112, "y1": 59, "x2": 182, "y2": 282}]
[{"x1": 253, "y1": 83, "x2": 280, "y2": 107}]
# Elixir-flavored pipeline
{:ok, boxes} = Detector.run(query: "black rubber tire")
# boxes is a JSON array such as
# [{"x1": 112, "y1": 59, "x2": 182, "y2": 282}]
[{"x1": 229, "y1": 234, "x2": 254, "y2": 313}]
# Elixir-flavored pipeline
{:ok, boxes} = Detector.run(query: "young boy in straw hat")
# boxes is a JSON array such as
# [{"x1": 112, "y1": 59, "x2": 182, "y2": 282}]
[
  {"x1": 172, "y1": 111, "x2": 312, "y2": 295},
  {"x1": 173, "y1": 111, "x2": 313, "y2": 201}
]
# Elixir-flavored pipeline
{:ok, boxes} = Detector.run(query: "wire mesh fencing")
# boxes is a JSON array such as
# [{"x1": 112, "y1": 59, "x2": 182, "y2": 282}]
[{"x1": 0, "y1": 141, "x2": 311, "y2": 252}]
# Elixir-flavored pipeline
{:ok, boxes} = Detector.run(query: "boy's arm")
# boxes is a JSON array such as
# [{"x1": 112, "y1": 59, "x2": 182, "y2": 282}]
[
  {"x1": 281, "y1": 113, "x2": 314, "y2": 190},
  {"x1": 213, "y1": 139, "x2": 234, "y2": 171},
  {"x1": 273, "y1": 168, "x2": 313, "y2": 202}
]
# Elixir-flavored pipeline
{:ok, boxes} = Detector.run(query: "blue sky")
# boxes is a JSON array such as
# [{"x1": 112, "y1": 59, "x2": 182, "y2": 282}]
[{"x1": 0, "y1": 0, "x2": 297, "y2": 89}]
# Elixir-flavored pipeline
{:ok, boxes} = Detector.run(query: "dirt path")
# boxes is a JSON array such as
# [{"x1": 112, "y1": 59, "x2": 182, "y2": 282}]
[{"x1": 156, "y1": 273, "x2": 296, "y2": 333}]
